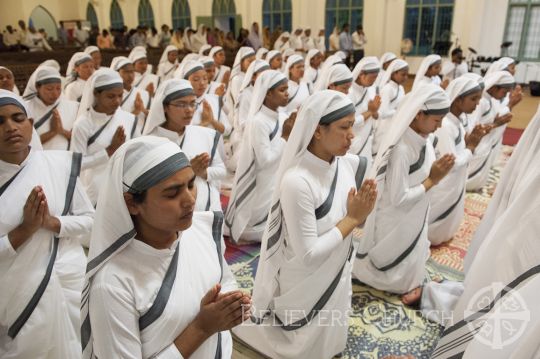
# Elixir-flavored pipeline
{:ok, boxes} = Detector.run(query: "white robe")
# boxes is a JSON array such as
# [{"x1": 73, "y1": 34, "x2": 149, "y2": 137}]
[
  {"x1": 226, "y1": 73, "x2": 245, "y2": 110},
  {"x1": 466, "y1": 93, "x2": 505, "y2": 191},
  {"x1": 428, "y1": 113, "x2": 472, "y2": 245},
  {"x1": 120, "y1": 87, "x2": 150, "y2": 133},
  {"x1": 133, "y1": 72, "x2": 159, "y2": 95},
  {"x1": 348, "y1": 82, "x2": 377, "y2": 158},
  {"x1": 25, "y1": 97, "x2": 79, "y2": 151},
  {"x1": 373, "y1": 80, "x2": 405, "y2": 155},
  {"x1": 214, "y1": 65, "x2": 231, "y2": 84},
  {"x1": 304, "y1": 66, "x2": 319, "y2": 85},
  {"x1": 70, "y1": 108, "x2": 140, "y2": 205},
  {"x1": 225, "y1": 86, "x2": 253, "y2": 172},
  {"x1": 234, "y1": 152, "x2": 369, "y2": 358},
  {"x1": 64, "y1": 78, "x2": 86, "y2": 102},
  {"x1": 192, "y1": 94, "x2": 231, "y2": 136},
  {"x1": 442, "y1": 61, "x2": 468, "y2": 81},
  {"x1": 0, "y1": 150, "x2": 94, "y2": 359},
  {"x1": 89, "y1": 211, "x2": 237, "y2": 359},
  {"x1": 354, "y1": 127, "x2": 433, "y2": 293},
  {"x1": 149, "y1": 125, "x2": 226, "y2": 212},
  {"x1": 157, "y1": 62, "x2": 178, "y2": 82},
  {"x1": 225, "y1": 105, "x2": 286, "y2": 242},
  {"x1": 284, "y1": 80, "x2": 310, "y2": 115}
]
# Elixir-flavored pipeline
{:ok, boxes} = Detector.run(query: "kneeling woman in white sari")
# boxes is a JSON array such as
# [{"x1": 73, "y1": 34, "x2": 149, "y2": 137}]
[
  {"x1": 0, "y1": 90, "x2": 94, "y2": 358},
  {"x1": 64, "y1": 52, "x2": 95, "y2": 103},
  {"x1": 82, "y1": 136, "x2": 250, "y2": 358},
  {"x1": 157, "y1": 45, "x2": 179, "y2": 82},
  {"x1": 225, "y1": 70, "x2": 295, "y2": 243},
  {"x1": 354, "y1": 84, "x2": 460, "y2": 310},
  {"x1": 143, "y1": 79, "x2": 226, "y2": 212},
  {"x1": 234, "y1": 90, "x2": 377, "y2": 359},
  {"x1": 23, "y1": 65, "x2": 79, "y2": 150},
  {"x1": 412, "y1": 54, "x2": 446, "y2": 91},
  {"x1": 71, "y1": 69, "x2": 140, "y2": 206},
  {"x1": 428, "y1": 77, "x2": 488, "y2": 245}
]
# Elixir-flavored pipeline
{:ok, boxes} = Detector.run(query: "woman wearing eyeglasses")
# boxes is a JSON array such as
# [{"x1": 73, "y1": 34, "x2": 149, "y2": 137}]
[{"x1": 143, "y1": 79, "x2": 226, "y2": 212}]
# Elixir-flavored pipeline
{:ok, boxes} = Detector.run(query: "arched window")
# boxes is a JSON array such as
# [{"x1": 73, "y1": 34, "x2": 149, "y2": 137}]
[
  {"x1": 29, "y1": 5, "x2": 58, "y2": 40},
  {"x1": 172, "y1": 0, "x2": 192, "y2": 30},
  {"x1": 403, "y1": 0, "x2": 454, "y2": 56},
  {"x1": 262, "y1": 0, "x2": 292, "y2": 32},
  {"x1": 212, "y1": 0, "x2": 236, "y2": 17},
  {"x1": 504, "y1": 0, "x2": 540, "y2": 61},
  {"x1": 110, "y1": 0, "x2": 124, "y2": 30},
  {"x1": 138, "y1": 0, "x2": 155, "y2": 28},
  {"x1": 325, "y1": 0, "x2": 363, "y2": 40},
  {"x1": 87, "y1": 3, "x2": 99, "y2": 29}
]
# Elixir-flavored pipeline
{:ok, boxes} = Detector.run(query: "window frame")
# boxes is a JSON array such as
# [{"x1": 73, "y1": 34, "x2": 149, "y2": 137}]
[
  {"x1": 172, "y1": 0, "x2": 192, "y2": 30},
  {"x1": 503, "y1": 0, "x2": 540, "y2": 61},
  {"x1": 262, "y1": 0, "x2": 293, "y2": 32}
]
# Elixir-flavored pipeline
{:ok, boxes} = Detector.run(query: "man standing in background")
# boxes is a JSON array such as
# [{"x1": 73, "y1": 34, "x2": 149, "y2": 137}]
[{"x1": 352, "y1": 25, "x2": 367, "y2": 66}]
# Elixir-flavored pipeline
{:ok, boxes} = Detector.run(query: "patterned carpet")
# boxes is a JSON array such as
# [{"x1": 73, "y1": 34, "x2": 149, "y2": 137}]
[{"x1": 223, "y1": 146, "x2": 513, "y2": 359}]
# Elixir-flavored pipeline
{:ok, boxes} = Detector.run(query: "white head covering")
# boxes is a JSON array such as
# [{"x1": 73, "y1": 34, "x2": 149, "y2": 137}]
[
  {"x1": 461, "y1": 72, "x2": 485, "y2": 90},
  {"x1": 256, "y1": 47, "x2": 269, "y2": 60},
  {"x1": 239, "y1": 59, "x2": 270, "y2": 93},
  {"x1": 251, "y1": 90, "x2": 356, "y2": 315},
  {"x1": 314, "y1": 63, "x2": 353, "y2": 92},
  {"x1": 360, "y1": 84, "x2": 450, "y2": 254},
  {"x1": 159, "y1": 45, "x2": 179, "y2": 65},
  {"x1": 191, "y1": 24, "x2": 208, "y2": 52},
  {"x1": 446, "y1": 76, "x2": 482, "y2": 103},
  {"x1": 275, "y1": 32, "x2": 290, "y2": 49},
  {"x1": 22, "y1": 65, "x2": 62, "y2": 100},
  {"x1": 483, "y1": 70, "x2": 515, "y2": 91},
  {"x1": 65, "y1": 52, "x2": 93, "y2": 81},
  {"x1": 230, "y1": 47, "x2": 256, "y2": 78},
  {"x1": 266, "y1": 50, "x2": 281, "y2": 64},
  {"x1": 485, "y1": 57, "x2": 515, "y2": 76},
  {"x1": 77, "y1": 68, "x2": 124, "y2": 118},
  {"x1": 0, "y1": 66, "x2": 19, "y2": 95},
  {"x1": 81, "y1": 135, "x2": 191, "y2": 358},
  {"x1": 178, "y1": 60, "x2": 205, "y2": 80},
  {"x1": 319, "y1": 54, "x2": 344, "y2": 76},
  {"x1": 379, "y1": 59, "x2": 409, "y2": 87},
  {"x1": 128, "y1": 47, "x2": 148, "y2": 63},
  {"x1": 225, "y1": 70, "x2": 288, "y2": 242},
  {"x1": 182, "y1": 26, "x2": 192, "y2": 50},
  {"x1": 110, "y1": 56, "x2": 132, "y2": 71},
  {"x1": 379, "y1": 52, "x2": 397, "y2": 66},
  {"x1": 198, "y1": 44, "x2": 212, "y2": 55},
  {"x1": 284, "y1": 54, "x2": 304, "y2": 79},
  {"x1": 412, "y1": 54, "x2": 442, "y2": 90},
  {"x1": 352, "y1": 56, "x2": 381, "y2": 81},
  {"x1": 0, "y1": 89, "x2": 43, "y2": 150},
  {"x1": 335, "y1": 51, "x2": 347, "y2": 60},
  {"x1": 40, "y1": 59, "x2": 61, "y2": 72},
  {"x1": 281, "y1": 48, "x2": 295, "y2": 58},
  {"x1": 200, "y1": 56, "x2": 215, "y2": 68},
  {"x1": 209, "y1": 46, "x2": 224, "y2": 58},
  {"x1": 84, "y1": 46, "x2": 100, "y2": 55},
  {"x1": 143, "y1": 79, "x2": 194, "y2": 135},
  {"x1": 305, "y1": 49, "x2": 322, "y2": 69},
  {"x1": 248, "y1": 23, "x2": 263, "y2": 50}
]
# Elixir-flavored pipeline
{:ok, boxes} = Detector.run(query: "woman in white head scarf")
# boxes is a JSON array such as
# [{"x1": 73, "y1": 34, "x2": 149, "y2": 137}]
[
  {"x1": 110, "y1": 56, "x2": 150, "y2": 133},
  {"x1": 428, "y1": 77, "x2": 487, "y2": 245},
  {"x1": 128, "y1": 48, "x2": 159, "y2": 97},
  {"x1": 348, "y1": 56, "x2": 381, "y2": 157},
  {"x1": 466, "y1": 70, "x2": 515, "y2": 191},
  {"x1": 0, "y1": 66, "x2": 19, "y2": 95},
  {"x1": 225, "y1": 70, "x2": 293, "y2": 243},
  {"x1": 247, "y1": 22, "x2": 263, "y2": 50},
  {"x1": 374, "y1": 52, "x2": 397, "y2": 87},
  {"x1": 255, "y1": 47, "x2": 268, "y2": 60},
  {"x1": 313, "y1": 63, "x2": 353, "y2": 94},
  {"x1": 182, "y1": 26, "x2": 193, "y2": 52},
  {"x1": 143, "y1": 79, "x2": 226, "y2": 212},
  {"x1": 23, "y1": 65, "x2": 79, "y2": 150},
  {"x1": 210, "y1": 46, "x2": 231, "y2": 85},
  {"x1": 179, "y1": 60, "x2": 231, "y2": 135},
  {"x1": 157, "y1": 45, "x2": 179, "y2": 82},
  {"x1": 354, "y1": 84, "x2": 458, "y2": 310},
  {"x1": 412, "y1": 54, "x2": 445, "y2": 91},
  {"x1": 303, "y1": 49, "x2": 323, "y2": 85},
  {"x1": 283, "y1": 54, "x2": 311, "y2": 115},
  {"x1": 225, "y1": 59, "x2": 270, "y2": 172},
  {"x1": 70, "y1": 68, "x2": 140, "y2": 205},
  {"x1": 316, "y1": 28, "x2": 326, "y2": 54},
  {"x1": 266, "y1": 50, "x2": 283, "y2": 70},
  {"x1": 234, "y1": 90, "x2": 376, "y2": 359},
  {"x1": 84, "y1": 45, "x2": 103, "y2": 70},
  {"x1": 485, "y1": 56, "x2": 523, "y2": 111},
  {"x1": 82, "y1": 136, "x2": 248, "y2": 359},
  {"x1": 273, "y1": 31, "x2": 290, "y2": 51},
  {"x1": 373, "y1": 59, "x2": 409, "y2": 155},
  {"x1": 198, "y1": 43, "x2": 212, "y2": 56},
  {"x1": 225, "y1": 47, "x2": 256, "y2": 110},
  {"x1": 200, "y1": 56, "x2": 226, "y2": 96},
  {"x1": 64, "y1": 52, "x2": 95, "y2": 102},
  {"x1": 0, "y1": 89, "x2": 93, "y2": 359},
  {"x1": 190, "y1": 24, "x2": 208, "y2": 53}
]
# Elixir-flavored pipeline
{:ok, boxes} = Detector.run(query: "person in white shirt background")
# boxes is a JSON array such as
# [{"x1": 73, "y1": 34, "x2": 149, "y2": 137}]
[{"x1": 352, "y1": 25, "x2": 367, "y2": 66}]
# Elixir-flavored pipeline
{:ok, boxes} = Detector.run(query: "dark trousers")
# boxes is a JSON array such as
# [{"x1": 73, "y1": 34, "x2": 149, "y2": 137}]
[{"x1": 353, "y1": 49, "x2": 365, "y2": 66}]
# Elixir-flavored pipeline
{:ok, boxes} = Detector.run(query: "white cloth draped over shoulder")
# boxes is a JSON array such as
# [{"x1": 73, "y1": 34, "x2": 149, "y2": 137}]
[
  {"x1": 234, "y1": 90, "x2": 369, "y2": 359},
  {"x1": 304, "y1": 49, "x2": 322, "y2": 85},
  {"x1": 313, "y1": 63, "x2": 353, "y2": 92},
  {"x1": 156, "y1": 45, "x2": 179, "y2": 82},
  {"x1": 412, "y1": 54, "x2": 442, "y2": 91},
  {"x1": 225, "y1": 47, "x2": 256, "y2": 110},
  {"x1": 70, "y1": 69, "x2": 140, "y2": 205},
  {"x1": 82, "y1": 136, "x2": 237, "y2": 358},
  {"x1": 225, "y1": 70, "x2": 288, "y2": 243},
  {"x1": 428, "y1": 77, "x2": 482, "y2": 245},
  {"x1": 283, "y1": 54, "x2": 311, "y2": 115},
  {"x1": 374, "y1": 52, "x2": 397, "y2": 88}
]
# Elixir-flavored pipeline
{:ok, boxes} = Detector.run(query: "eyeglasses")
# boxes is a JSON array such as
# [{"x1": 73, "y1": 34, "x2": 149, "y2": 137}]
[{"x1": 168, "y1": 101, "x2": 199, "y2": 110}]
